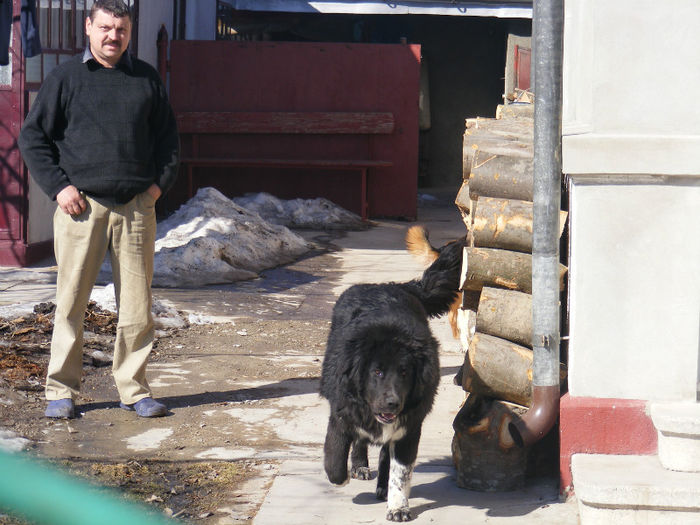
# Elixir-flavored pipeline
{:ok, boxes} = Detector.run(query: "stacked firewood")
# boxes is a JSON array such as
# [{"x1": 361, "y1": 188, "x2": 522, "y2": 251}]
[{"x1": 451, "y1": 102, "x2": 568, "y2": 491}]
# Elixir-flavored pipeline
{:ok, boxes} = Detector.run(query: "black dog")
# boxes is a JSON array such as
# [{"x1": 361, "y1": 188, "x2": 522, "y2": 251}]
[{"x1": 320, "y1": 234, "x2": 466, "y2": 521}]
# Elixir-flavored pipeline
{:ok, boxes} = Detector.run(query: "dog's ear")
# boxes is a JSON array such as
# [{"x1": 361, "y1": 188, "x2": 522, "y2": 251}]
[
  {"x1": 409, "y1": 344, "x2": 440, "y2": 408},
  {"x1": 338, "y1": 344, "x2": 366, "y2": 402}
]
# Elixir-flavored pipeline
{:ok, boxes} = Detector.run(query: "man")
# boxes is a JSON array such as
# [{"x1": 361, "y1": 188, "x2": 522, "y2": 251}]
[{"x1": 18, "y1": 0, "x2": 179, "y2": 419}]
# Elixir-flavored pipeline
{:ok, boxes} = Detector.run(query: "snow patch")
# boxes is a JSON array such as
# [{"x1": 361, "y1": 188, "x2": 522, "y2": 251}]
[
  {"x1": 89, "y1": 284, "x2": 189, "y2": 330},
  {"x1": 124, "y1": 428, "x2": 174, "y2": 451},
  {"x1": 233, "y1": 192, "x2": 366, "y2": 230},
  {"x1": 98, "y1": 187, "x2": 312, "y2": 288},
  {"x1": 1, "y1": 189, "x2": 364, "y2": 323},
  {"x1": 151, "y1": 188, "x2": 311, "y2": 287},
  {"x1": 195, "y1": 447, "x2": 257, "y2": 460},
  {"x1": 0, "y1": 430, "x2": 31, "y2": 453}
]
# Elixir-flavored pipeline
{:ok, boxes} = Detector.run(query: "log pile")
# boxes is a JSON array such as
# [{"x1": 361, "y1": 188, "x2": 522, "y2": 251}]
[{"x1": 451, "y1": 102, "x2": 568, "y2": 491}]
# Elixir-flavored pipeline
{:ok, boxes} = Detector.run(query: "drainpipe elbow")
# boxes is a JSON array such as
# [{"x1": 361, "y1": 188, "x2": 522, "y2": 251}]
[{"x1": 508, "y1": 385, "x2": 560, "y2": 448}]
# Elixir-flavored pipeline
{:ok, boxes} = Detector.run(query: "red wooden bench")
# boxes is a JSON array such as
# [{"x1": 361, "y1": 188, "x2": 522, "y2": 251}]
[{"x1": 176, "y1": 111, "x2": 395, "y2": 220}]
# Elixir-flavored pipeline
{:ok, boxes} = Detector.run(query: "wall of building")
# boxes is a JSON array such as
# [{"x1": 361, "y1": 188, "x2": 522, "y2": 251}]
[
  {"x1": 567, "y1": 178, "x2": 700, "y2": 400},
  {"x1": 137, "y1": 0, "x2": 174, "y2": 68},
  {"x1": 562, "y1": 0, "x2": 700, "y2": 175},
  {"x1": 185, "y1": 0, "x2": 217, "y2": 41},
  {"x1": 563, "y1": 0, "x2": 700, "y2": 402},
  {"x1": 27, "y1": 179, "x2": 54, "y2": 244}
]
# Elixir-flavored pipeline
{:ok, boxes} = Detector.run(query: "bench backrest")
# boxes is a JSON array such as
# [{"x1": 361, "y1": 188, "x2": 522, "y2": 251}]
[{"x1": 176, "y1": 111, "x2": 395, "y2": 135}]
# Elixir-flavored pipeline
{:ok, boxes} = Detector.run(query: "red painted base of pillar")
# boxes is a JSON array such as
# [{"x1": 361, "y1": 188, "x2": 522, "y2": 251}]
[
  {"x1": 559, "y1": 393, "x2": 657, "y2": 495},
  {"x1": 0, "y1": 239, "x2": 53, "y2": 267}
]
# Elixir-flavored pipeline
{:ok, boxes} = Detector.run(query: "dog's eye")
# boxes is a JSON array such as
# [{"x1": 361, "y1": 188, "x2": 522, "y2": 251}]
[{"x1": 374, "y1": 369, "x2": 384, "y2": 378}]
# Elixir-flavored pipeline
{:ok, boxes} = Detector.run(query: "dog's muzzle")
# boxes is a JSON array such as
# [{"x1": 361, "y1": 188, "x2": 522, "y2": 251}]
[{"x1": 375, "y1": 413, "x2": 397, "y2": 424}]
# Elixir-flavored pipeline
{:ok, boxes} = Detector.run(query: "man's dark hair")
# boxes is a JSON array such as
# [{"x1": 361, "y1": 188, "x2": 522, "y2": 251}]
[{"x1": 89, "y1": 0, "x2": 131, "y2": 21}]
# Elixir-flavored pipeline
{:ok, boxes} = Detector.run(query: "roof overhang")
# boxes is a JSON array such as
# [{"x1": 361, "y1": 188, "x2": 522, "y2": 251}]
[{"x1": 225, "y1": 1, "x2": 533, "y2": 19}]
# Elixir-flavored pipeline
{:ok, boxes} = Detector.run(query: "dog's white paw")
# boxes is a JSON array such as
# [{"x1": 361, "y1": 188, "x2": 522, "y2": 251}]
[{"x1": 386, "y1": 507, "x2": 412, "y2": 522}]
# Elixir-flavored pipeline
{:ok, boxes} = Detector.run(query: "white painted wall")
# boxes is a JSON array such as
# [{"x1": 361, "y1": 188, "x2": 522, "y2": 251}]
[
  {"x1": 137, "y1": 0, "x2": 174, "y2": 68},
  {"x1": 27, "y1": 177, "x2": 55, "y2": 244},
  {"x1": 185, "y1": 0, "x2": 217, "y2": 40},
  {"x1": 567, "y1": 178, "x2": 700, "y2": 400},
  {"x1": 563, "y1": 0, "x2": 700, "y2": 175},
  {"x1": 228, "y1": 0, "x2": 531, "y2": 18},
  {"x1": 563, "y1": 0, "x2": 700, "y2": 401}
]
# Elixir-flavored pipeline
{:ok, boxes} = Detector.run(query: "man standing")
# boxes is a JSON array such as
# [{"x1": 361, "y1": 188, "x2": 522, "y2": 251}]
[{"x1": 18, "y1": 0, "x2": 179, "y2": 419}]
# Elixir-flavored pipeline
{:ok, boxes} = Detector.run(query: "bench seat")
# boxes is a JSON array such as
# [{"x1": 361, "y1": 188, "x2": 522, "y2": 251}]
[{"x1": 176, "y1": 111, "x2": 395, "y2": 220}]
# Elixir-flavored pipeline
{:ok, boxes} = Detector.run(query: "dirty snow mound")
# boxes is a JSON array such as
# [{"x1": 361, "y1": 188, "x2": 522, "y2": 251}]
[
  {"x1": 89, "y1": 284, "x2": 190, "y2": 329},
  {"x1": 233, "y1": 192, "x2": 366, "y2": 230},
  {"x1": 152, "y1": 187, "x2": 310, "y2": 287}
]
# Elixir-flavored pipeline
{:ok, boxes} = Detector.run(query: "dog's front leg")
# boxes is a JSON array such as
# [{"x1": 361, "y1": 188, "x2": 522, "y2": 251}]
[
  {"x1": 350, "y1": 438, "x2": 371, "y2": 480},
  {"x1": 386, "y1": 430, "x2": 420, "y2": 522},
  {"x1": 323, "y1": 414, "x2": 353, "y2": 485},
  {"x1": 376, "y1": 443, "x2": 390, "y2": 500}
]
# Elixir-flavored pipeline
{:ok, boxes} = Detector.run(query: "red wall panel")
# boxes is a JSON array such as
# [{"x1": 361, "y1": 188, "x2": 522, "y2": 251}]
[{"x1": 168, "y1": 41, "x2": 421, "y2": 219}]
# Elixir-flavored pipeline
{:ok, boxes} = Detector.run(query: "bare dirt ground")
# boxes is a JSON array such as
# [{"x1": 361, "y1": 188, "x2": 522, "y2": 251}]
[
  {"x1": 0, "y1": 302, "x2": 331, "y2": 524},
  {"x1": 0, "y1": 233, "x2": 345, "y2": 524}
]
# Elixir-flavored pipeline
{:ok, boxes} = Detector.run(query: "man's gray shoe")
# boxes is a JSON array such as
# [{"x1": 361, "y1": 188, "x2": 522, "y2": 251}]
[
  {"x1": 45, "y1": 399, "x2": 75, "y2": 419},
  {"x1": 120, "y1": 397, "x2": 167, "y2": 417}
]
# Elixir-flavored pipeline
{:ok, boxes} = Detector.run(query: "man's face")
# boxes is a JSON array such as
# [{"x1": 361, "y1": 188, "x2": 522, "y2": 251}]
[{"x1": 85, "y1": 8, "x2": 131, "y2": 68}]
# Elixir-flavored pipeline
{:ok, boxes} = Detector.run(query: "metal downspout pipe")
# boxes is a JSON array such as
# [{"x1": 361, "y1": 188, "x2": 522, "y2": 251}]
[{"x1": 508, "y1": 0, "x2": 564, "y2": 448}]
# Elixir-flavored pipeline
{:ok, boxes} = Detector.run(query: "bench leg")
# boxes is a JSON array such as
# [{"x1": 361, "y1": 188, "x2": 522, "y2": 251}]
[{"x1": 360, "y1": 167, "x2": 368, "y2": 221}]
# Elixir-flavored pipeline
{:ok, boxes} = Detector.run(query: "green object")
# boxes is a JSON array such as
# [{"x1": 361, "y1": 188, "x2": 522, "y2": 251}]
[{"x1": 0, "y1": 449, "x2": 176, "y2": 525}]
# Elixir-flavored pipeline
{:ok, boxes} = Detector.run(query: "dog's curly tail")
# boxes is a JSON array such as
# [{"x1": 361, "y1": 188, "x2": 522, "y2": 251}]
[
  {"x1": 406, "y1": 234, "x2": 466, "y2": 318},
  {"x1": 405, "y1": 225, "x2": 440, "y2": 266}
]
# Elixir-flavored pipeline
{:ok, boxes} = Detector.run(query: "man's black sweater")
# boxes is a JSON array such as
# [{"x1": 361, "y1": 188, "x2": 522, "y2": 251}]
[{"x1": 18, "y1": 52, "x2": 179, "y2": 206}]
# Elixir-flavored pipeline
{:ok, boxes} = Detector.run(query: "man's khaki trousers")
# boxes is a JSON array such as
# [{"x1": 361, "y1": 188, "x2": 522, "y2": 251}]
[{"x1": 46, "y1": 192, "x2": 157, "y2": 405}]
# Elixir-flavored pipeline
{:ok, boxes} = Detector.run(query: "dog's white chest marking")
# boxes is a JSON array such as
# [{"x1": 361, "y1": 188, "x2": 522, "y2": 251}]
[
  {"x1": 388, "y1": 443, "x2": 413, "y2": 513},
  {"x1": 355, "y1": 422, "x2": 407, "y2": 444}
]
